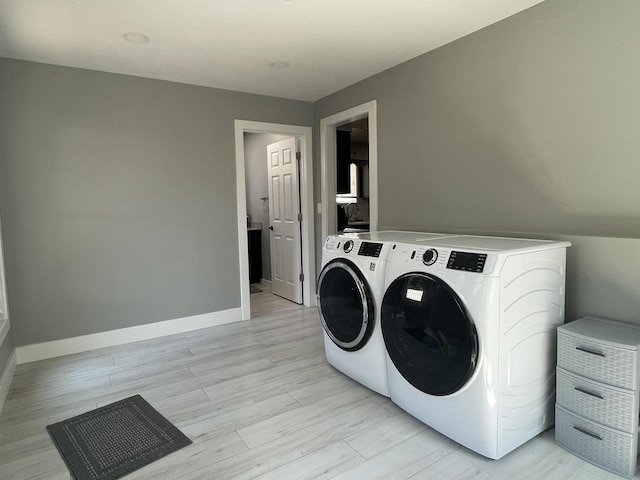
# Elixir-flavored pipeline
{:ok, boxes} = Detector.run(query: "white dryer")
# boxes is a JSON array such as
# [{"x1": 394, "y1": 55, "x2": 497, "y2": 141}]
[
  {"x1": 381, "y1": 235, "x2": 570, "y2": 458},
  {"x1": 317, "y1": 231, "x2": 454, "y2": 396}
]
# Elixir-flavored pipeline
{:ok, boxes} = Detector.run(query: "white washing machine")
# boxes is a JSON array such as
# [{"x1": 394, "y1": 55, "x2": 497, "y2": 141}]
[
  {"x1": 381, "y1": 235, "x2": 570, "y2": 458},
  {"x1": 317, "y1": 231, "x2": 456, "y2": 396}
]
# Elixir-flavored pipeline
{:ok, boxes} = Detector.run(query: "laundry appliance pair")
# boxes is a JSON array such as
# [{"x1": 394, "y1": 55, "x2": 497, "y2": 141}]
[
  {"x1": 316, "y1": 230, "x2": 453, "y2": 396},
  {"x1": 317, "y1": 231, "x2": 570, "y2": 460}
]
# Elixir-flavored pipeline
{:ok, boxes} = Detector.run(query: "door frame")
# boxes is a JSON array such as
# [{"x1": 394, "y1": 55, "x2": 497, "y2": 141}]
[
  {"x1": 320, "y1": 100, "x2": 378, "y2": 240},
  {"x1": 234, "y1": 120, "x2": 315, "y2": 320},
  {"x1": 0, "y1": 214, "x2": 9, "y2": 347}
]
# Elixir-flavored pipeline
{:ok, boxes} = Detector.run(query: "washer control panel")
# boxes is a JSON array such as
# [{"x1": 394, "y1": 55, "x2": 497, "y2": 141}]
[
  {"x1": 324, "y1": 237, "x2": 383, "y2": 258},
  {"x1": 447, "y1": 251, "x2": 487, "y2": 273},
  {"x1": 358, "y1": 241, "x2": 383, "y2": 258},
  {"x1": 422, "y1": 248, "x2": 438, "y2": 266}
]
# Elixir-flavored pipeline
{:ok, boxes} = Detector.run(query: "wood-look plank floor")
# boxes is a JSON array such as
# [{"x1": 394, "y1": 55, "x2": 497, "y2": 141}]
[{"x1": 0, "y1": 284, "x2": 630, "y2": 479}]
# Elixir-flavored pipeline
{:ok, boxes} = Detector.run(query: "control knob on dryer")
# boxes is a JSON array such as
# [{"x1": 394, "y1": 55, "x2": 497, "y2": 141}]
[
  {"x1": 343, "y1": 240, "x2": 354, "y2": 253},
  {"x1": 422, "y1": 248, "x2": 438, "y2": 266}
]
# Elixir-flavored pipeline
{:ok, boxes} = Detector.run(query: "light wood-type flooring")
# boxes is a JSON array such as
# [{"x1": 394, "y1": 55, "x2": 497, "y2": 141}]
[{"x1": 0, "y1": 283, "x2": 631, "y2": 479}]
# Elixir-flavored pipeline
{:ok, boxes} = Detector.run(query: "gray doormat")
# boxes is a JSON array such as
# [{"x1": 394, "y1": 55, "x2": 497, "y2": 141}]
[{"x1": 46, "y1": 394, "x2": 192, "y2": 480}]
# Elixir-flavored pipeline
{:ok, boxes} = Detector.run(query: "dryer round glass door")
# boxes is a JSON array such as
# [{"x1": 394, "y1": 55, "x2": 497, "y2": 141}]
[
  {"x1": 381, "y1": 272, "x2": 478, "y2": 396},
  {"x1": 317, "y1": 259, "x2": 374, "y2": 351}
]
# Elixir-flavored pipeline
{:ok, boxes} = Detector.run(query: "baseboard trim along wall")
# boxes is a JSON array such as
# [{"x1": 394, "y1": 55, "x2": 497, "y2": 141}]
[
  {"x1": 0, "y1": 349, "x2": 17, "y2": 414},
  {"x1": 15, "y1": 308, "x2": 242, "y2": 365}
]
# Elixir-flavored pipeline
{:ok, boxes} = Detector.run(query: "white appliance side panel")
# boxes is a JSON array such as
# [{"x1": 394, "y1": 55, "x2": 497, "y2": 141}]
[{"x1": 497, "y1": 248, "x2": 567, "y2": 454}]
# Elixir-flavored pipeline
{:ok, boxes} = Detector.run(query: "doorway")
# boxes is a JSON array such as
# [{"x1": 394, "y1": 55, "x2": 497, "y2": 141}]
[
  {"x1": 243, "y1": 132, "x2": 289, "y2": 294},
  {"x1": 320, "y1": 100, "x2": 378, "y2": 240},
  {"x1": 335, "y1": 118, "x2": 369, "y2": 233},
  {"x1": 234, "y1": 121, "x2": 315, "y2": 321}
]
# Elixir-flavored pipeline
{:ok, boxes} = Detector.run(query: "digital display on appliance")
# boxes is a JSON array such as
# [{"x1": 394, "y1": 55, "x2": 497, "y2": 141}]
[
  {"x1": 447, "y1": 251, "x2": 487, "y2": 273},
  {"x1": 358, "y1": 242, "x2": 383, "y2": 257}
]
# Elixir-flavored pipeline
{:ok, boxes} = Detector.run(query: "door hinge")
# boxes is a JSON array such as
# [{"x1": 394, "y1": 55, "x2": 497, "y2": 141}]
[
  {"x1": 297, "y1": 213, "x2": 302, "y2": 222},
  {"x1": 296, "y1": 151, "x2": 301, "y2": 161},
  {"x1": 299, "y1": 273, "x2": 304, "y2": 282}
]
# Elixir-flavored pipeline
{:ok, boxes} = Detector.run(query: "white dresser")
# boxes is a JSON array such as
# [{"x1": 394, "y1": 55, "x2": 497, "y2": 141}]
[{"x1": 556, "y1": 316, "x2": 640, "y2": 478}]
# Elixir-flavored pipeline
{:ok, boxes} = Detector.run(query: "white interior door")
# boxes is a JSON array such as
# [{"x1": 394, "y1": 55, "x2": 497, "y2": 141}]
[{"x1": 267, "y1": 137, "x2": 302, "y2": 304}]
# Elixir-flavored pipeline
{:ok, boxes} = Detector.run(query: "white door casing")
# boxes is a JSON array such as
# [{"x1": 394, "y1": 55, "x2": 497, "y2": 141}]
[
  {"x1": 320, "y1": 100, "x2": 378, "y2": 240},
  {"x1": 0, "y1": 222, "x2": 7, "y2": 322},
  {"x1": 234, "y1": 120, "x2": 314, "y2": 321},
  {"x1": 0, "y1": 213, "x2": 10, "y2": 351},
  {"x1": 267, "y1": 138, "x2": 302, "y2": 304}
]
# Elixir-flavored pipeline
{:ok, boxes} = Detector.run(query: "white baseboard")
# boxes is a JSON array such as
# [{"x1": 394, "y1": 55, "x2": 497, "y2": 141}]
[
  {"x1": 16, "y1": 308, "x2": 242, "y2": 365},
  {"x1": 0, "y1": 349, "x2": 17, "y2": 415}
]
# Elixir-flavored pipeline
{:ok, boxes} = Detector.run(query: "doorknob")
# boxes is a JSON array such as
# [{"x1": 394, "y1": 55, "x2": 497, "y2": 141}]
[{"x1": 269, "y1": 226, "x2": 274, "y2": 231}]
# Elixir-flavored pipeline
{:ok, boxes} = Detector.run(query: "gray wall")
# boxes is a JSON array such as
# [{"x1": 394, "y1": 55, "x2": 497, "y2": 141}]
[
  {"x1": 0, "y1": 58, "x2": 313, "y2": 347},
  {"x1": 2, "y1": 0, "x2": 640, "y2": 351},
  {"x1": 244, "y1": 132, "x2": 289, "y2": 281},
  {"x1": 314, "y1": 0, "x2": 640, "y2": 324},
  {"x1": 559, "y1": 234, "x2": 640, "y2": 324}
]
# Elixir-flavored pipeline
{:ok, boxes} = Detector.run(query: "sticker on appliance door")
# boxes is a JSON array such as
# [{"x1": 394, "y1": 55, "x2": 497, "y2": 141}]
[{"x1": 406, "y1": 288, "x2": 423, "y2": 302}]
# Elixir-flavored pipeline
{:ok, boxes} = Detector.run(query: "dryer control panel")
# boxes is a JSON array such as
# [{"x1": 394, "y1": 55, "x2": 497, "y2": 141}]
[
  {"x1": 388, "y1": 243, "x2": 496, "y2": 275},
  {"x1": 447, "y1": 251, "x2": 487, "y2": 273}
]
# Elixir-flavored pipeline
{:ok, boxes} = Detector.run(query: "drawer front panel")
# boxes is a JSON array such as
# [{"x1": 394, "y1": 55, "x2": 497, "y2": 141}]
[
  {"x1": 555, "y1": 407, "x2": 637, "y2": 478},
  {"x1": 557, "y1": 332, "x2": 637, "y2": 389},
  {"x1": 556, "y1": 369, "x2": 637, "y2": 432}
]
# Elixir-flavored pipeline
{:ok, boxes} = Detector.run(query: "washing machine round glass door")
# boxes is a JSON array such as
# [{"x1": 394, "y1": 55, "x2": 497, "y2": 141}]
[
  {"x1": 317, "y1": 259, "x2": 374, "y2": 352},
  {"x1": 381, "y1": 272, "x2": 478, "y2": 396}
]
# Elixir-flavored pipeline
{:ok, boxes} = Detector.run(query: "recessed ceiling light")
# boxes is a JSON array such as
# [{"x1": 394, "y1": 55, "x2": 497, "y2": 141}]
[
  {"x1": 122, "y1": 32, "x2": 150, "y2": 44},
  {"x1": 269, "y1": 61, "x2": 291, "y2": 70}
]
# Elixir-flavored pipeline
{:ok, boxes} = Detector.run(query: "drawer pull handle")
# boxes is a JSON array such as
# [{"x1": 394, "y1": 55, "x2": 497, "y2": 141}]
[
  {"x1": 573, "y1": 426, "x2": 602, "y2": 440},
  {"x1": 574, "y1": 387, "x2": 604, "y2": 400},
  {"x1": 575, "y1": 346, "x2": 605, "y2": 357}
]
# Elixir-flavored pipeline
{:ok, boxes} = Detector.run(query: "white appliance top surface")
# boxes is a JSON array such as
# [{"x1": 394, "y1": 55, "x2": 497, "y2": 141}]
[
  {"x1": 559, "y1": 316, "x2": 640, "y2": 349},
  {"x1": 420, "y1": 235, "x2": 571, "y2": 252},
  {"x1": 346, "y1": 230, "x2": 456, "y2": 243}
]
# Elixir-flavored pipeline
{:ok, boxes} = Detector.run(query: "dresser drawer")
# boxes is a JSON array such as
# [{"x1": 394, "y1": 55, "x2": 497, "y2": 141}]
[
  {"x1": 557, "y1": 368, "x2": 638, "y2": 432},
  {"x1": 556, "y1": 406, "x2": 639, "y2": 478},
  {"x1": 557, "y1": 331, "x2": 638, "y2": 389}
]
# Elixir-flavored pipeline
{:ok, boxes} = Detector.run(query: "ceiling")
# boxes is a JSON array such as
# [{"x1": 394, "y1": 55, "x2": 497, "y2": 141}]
[{"x1": 0, "y1": 0, "x2": 545, "y2": 102}]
